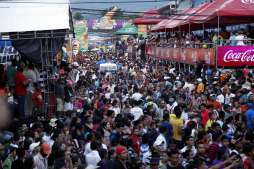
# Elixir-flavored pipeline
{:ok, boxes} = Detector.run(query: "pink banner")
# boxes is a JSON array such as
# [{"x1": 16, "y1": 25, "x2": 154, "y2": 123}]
[
  {"x1": 218, "y1": 46, "x2": 254, "y2": 67},
  {"x1": 146, "y1": 46, "x2": 215, "y2": 66}
]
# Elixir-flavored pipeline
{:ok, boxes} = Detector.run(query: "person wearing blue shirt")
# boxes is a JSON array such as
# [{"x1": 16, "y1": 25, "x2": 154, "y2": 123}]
[
  {"x1": 245, "y1": 103, "x2": 254, "y2": 130},
  {"x1": 159, "y1": 113, "x2": 173, "y2": 145}
]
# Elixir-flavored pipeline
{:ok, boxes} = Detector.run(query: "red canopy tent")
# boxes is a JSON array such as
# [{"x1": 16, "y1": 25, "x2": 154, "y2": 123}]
[
  {"x1": 132, "y1": 9, "x2": 167, "y2": 25},
  {"x1": 165, "y1": 2, "x2": 211, "y2": 30},
  {"x1": 178, "y1": 0, "x2": 254, "y2": 31},
  {"x1": 148, "y1": 8, "x2": 193, "y2": 32}
]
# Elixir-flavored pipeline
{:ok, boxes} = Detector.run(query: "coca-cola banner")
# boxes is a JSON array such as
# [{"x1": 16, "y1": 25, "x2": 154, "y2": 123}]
[
  {"x1": 218, "y1": 46, "x2": 254, "y2": 67},
  {"x1": 146, "y1": 46, "x2": 215, "y2": 66}
]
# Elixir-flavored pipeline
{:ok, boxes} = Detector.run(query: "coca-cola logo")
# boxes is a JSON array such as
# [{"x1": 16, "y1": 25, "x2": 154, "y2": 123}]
[
  {"x1": 241, "y1": 0, "x2": 254, "y2": 3},
  {"x1": 148, "y1": 47, "x2": 151, "y2": 54},
  {"x1": 191, "y1": 51, "x2": 197, "y2": 62},
  {"x1": 204, "y1": 52, "x2": 210, "y2": 64},
  {"x1": 152, "y1": 48, "x2": 155, "y2": 55},
  {"x1": 223, "y1": 49, "x2": 254, "y2": 62},
  {"x1": 166, "y1": 49, "x2": 170, "y2": 58},
  {"x1": 181, "y1": 50, "x2": 186, "y2": 60},
  {"x1": 173, "y1": 50, "x2": 177, "y2": 58}
]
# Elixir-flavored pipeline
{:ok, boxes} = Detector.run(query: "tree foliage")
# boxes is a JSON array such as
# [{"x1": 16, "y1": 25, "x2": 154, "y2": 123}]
[
  {"x1": 100, "y1": 6, "x2": 125, "y2": 19},
  {"x1": 73, "y1": 12, "x2": 84, "y2": 20}
]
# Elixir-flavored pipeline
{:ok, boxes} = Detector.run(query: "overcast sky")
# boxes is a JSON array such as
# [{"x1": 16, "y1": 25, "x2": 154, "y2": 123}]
[{"x1": 70, "y1": 0, "x2": 171, "y2": 19}]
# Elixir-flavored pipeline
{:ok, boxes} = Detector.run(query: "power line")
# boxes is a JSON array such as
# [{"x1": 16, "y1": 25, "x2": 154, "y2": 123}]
[{"x1": 0, "y1": 0, "x2": 174, "y2": 4}]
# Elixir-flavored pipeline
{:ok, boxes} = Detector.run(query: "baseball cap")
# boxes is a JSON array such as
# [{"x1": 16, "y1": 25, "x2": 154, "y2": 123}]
[
  {"x1": 148, "y1": 102, "x2": 153, "y2": 106},
  {"x1": 159, "y1": 125, "x2": 167, "y2": 133},
  {"x1": 3, "y1": 135, "x2": 12, "y2": 142},
  {"x1": 210, "y1": 94, "x2": 215, "y2": 97},
  {"x1": 150, "y1": 158, "x2": 159, "y2": 165},
  {"x1": 197, "y1": 78, "x2": 202, "y2": 82},
  {"x1": 169, "y1": 98, "x2": 174, "y2": 102},
  {"x1": 176, "y1": 77, "x2": 180, "y2": 80},
  {"x1": 247, "y1": 103, "x2": 253, "y2": 108},
  {"x1": 17, "y1": 127, "x2": 25, "y2": 132},
  {"x1": 29, "y1": 142, "x2": 40, "y2": 152},
  {"x1": 213, "y1": 81, "x2": 217, "y2": 85},
  {"x1": 41, "y1": 143, "x2": 51, "y2": 154},
  {"x1": 153, "y1": 140, "x2": 165, "y2": 147},
  {"x1": 35, "y1": 128, "x2": 43, "y2": 133},
  {"x1": 116, "y1": 147, "x2": 127, "y2": 155}
]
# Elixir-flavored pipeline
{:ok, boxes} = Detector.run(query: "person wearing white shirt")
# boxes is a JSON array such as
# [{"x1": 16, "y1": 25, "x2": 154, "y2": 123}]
[
  {"x1": 108, "y1": 81, "x2": 115, "y2": 94},
  {"x1": 84, "y1": 131, "x2": 108, "y2": 156},
  {"x1": 183, "y1": 80, "x2": 195, "y2": 92},
  {"x1": 225, "y1": 89, "x2": 235, "y2": 105},
  {"x1": 216, "y1": 90, "x2": 225, "y2": 105},
  {"x1": 156, "y1": 126, "x2": 167, "y2": 151},
  {"x1": 85, "y1": 141, "x2": 101, "y2": 166},
  {"x1": 131, "y1": 88, "x2": 142, "y2": 101},
  {"x1": 235, "y1": 30, "x2": 246, "y2": 46},
  {"x1": 130, "y1": 100, "x2": 143, "y2": 121},
  {"x1": 180, "y1": 136, "x2": 197, "y2": 154}
]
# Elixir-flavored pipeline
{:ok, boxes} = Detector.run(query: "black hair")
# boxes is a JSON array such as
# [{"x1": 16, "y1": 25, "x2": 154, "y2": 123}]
[
  {"x1": 208, "y1": 112, "x2": 214, "y2": 118},
  {"x1": 183, "y1": 150, "x2": 192, "y2": 159},
  {"x1": 221, "y1": 135, "x2": 229, "y2": 142},
  {"x1": 91, "y1": 141, "x2": 99, "y2": 150},
  {"x1": 13, "y1": 133, "x2": 20, "y2": 142},
  {"x1": 44, "y1": 124, "x2": 53, "y2": 134},
  {"x1": 219, "y1": 111, "x2": 225, "y2": 119},
  {"x1": 128, "y1": 138, "x2": 135, "y2": 147},
  {"x1": 16, "y1": 147, "x2": 25, "y2": 158},
  {"x1": 116, "y1": 122, "x2": 124, "y2": 128},
  {"x1": 198, "y1": 131, "x2": 207, "y2": 140},
  {"x1": 107, "y1": 110, "x2": 115, "y2": 117},
  {"x1": 24, "y1": 156, "x2": 34, "y2": 169},
  {"x1": 71, "y1": 117, "x2": 79, "y2": 128},
  {"x1": 52, "y1": 132, "x2": 61, "y2": 141},
  {"x1": 24, "y1": 139, "x2": 32, "y2": 150},
  {"x1": 142, "y1": 133, "x2": 149, "y2": 144},
  {"x1": 71, "y1": 156, "x2": 80, "y2": 166},
  {"x1": 162, "y1": 151, "x2": 170, "y2": 157},
  {"x1": 111, "y1": 138, "x2": 120, "y2": 147},
  {"x1": 17, "y1": 66, "x2": 24, "y2": 72},
  {"x1": 169, "y1": 149, "x2": 179, "y2": 156},
  {"x1": 108, "y1": 149, "x2": 115, "y2": 160},
  {"x1": 211, "y1": 122, "x2": 220, "y2": 129},
  {"x1": 212, "y1": 132, "x2": 220, "y2": 142},
  {"x1": 99, "y1": 149, "x2": 108, "y2": 159},
  {"x1": 25, "y1": 131, "x2": 35, "y2": 139}
]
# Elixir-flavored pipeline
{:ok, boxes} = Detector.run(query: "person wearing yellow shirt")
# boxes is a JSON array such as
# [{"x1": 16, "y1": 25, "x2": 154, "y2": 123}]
[
  {"x1": 197, "y1": 78, "x2": 204, "y2": 93},
  {"x1": 170, "y1": 110, "x2": 184, "y2": 149},
  {"x1": 205, "y1": 112, "x2": 216, "y2": 131}
]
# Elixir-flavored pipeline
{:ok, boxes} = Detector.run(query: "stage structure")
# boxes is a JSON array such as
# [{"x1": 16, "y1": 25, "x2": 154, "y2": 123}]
[{"x1": 0, "y1": 0, "x2": 74, "y2": 120}]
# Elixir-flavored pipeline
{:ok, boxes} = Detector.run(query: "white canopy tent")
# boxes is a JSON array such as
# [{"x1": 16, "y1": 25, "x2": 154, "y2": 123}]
[{"x1": 0, "y1": 0, "x2": 74, "y2": 39}]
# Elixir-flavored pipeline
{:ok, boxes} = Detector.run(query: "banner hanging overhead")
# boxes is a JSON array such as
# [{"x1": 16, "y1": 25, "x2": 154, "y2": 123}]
[{"x1": 146, "y1": 46, "x2": 215, "y2": 66}]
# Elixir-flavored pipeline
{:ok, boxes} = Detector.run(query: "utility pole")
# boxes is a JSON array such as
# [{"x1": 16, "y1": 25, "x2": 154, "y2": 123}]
[
  {"x1": 175, "y1": 0, "x2": 177, "y2": 14},
  {"x1": 154, "y1": 0, "x2": 156, "y2": 9}
]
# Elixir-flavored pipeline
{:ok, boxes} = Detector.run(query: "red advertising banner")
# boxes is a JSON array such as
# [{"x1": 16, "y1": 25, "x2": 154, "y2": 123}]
[
  {"x1": 146, "y1": 46, "x2": 215, "y2": 66},
  {"x1": 218, "y1": 46, "x2": 254, "y2": 67},
  {"x1": 127, "y1": 45, "x2": 133, "y2": 54}
]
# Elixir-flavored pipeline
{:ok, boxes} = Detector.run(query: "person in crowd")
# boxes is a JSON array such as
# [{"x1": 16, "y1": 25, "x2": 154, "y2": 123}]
[{"x1": 14, "y1": 66, "x2": 31, "y2": 119}]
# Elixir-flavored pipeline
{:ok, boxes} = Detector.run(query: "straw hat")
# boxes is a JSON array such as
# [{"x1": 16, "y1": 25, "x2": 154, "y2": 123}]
[{"x1": 49, "y1": 118, "x2": 58, "y2": 127}]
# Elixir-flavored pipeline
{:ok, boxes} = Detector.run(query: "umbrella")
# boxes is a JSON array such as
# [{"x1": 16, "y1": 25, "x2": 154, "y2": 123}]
[{"x1": 114, "y1": 25, "x2": 138, "y2": 35}]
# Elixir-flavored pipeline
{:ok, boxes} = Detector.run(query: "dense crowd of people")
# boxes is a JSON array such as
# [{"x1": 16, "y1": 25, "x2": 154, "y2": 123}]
[
  {"x1": 144, "y1": 26, "x2": 254, "y2": 48},
  {"x1": 0, "y1": 49, "x2": 254, "y2": 169}
]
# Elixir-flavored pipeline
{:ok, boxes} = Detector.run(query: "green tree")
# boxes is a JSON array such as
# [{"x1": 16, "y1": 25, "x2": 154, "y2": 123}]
[
  {"x1": 73, "y1": 12, "x2": 84, "y2": 20},
  {"x1": 100, "y1": 6, "x2": 125, "y2": 19}
]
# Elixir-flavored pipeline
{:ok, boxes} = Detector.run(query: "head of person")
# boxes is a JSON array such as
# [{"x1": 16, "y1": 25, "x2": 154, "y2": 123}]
[
  {"x1": 196, "y1": 142, "x2": 205, "y2": 154},
  {"x1": 169, "y1": 149, "x2": 179, "y2": 166},
  {"x1": 116, "y1": 147, "x2": 127, "y2": 160},
  {"x1": 24, "y1": 156, "x2": 36, "y2": 169},
  {"x1": 221, "y1": 135, "x2": 230, "y2": 148},
  {"x1": 153, "y1": 140, "x2": 165, "y2": 152},
  {"x1": 40, "y1": 143, "x2": 51, "y2": 157}
]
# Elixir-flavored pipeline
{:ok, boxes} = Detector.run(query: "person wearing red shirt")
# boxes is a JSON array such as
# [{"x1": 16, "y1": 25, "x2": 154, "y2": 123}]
[
  {"x1": 33, "y1": 84, "x2": 44, "y2": 118},
  {"x1": 129, "y1": 127, "x2": 140, "y2": 156},
  {"x1": 243, "y1": 145, "x2": 254, "y2": 169},
  {"x1": 200, "y1": 103, "x2": 211, "y2": 125},
  {"x1": 14, "y1": 66, "x2": 30, "y2": 119},
  {"x1": 197, "y1": 131, "x2": 210, "y2": 157}
]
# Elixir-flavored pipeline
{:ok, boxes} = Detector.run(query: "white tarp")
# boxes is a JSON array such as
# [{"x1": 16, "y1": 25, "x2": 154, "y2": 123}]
[{"x1": 0, "y1": 0, "x2": 70, "y2": 33}]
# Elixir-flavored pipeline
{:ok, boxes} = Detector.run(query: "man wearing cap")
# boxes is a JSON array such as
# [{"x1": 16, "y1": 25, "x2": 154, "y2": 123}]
[
  {"x1": 197, "y1": 78, "x2": 204, "y2": 93},
  {"x1": 18, "y1": 127, "x2": 25, "y2": 142},
  {"x1": 245, "y1": 103, "x2": 254, "y2": 130},
  {"x1": 156, "y1": 126, "x2": 167, "y2": 151},
  {"x1": 29, "y1": 142, "x2": 40, "y2": 157},
  {"x1": 113, "y1": 147, "x2": 127, "y2": 169},
  {"x1": 34, "y1": 143, "x2": 51, "y2": 169},
  {"x1": 206, "y1": 94, "x2": 222, "y2": 112}
]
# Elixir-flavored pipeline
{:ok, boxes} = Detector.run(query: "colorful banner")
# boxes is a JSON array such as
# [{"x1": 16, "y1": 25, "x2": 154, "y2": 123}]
[
  {"x1": 83, "y1": 20, "x2": 132, "y2": 30},
  {"x1": 74, "y1": 20, "x2": 88, "y2": 51},
  {"x1": 218, "y1": 46, "x2": 254, "y2": 67},
  {"x1": 146, "y1": 46, "x2": 216, "y2": 66}
]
